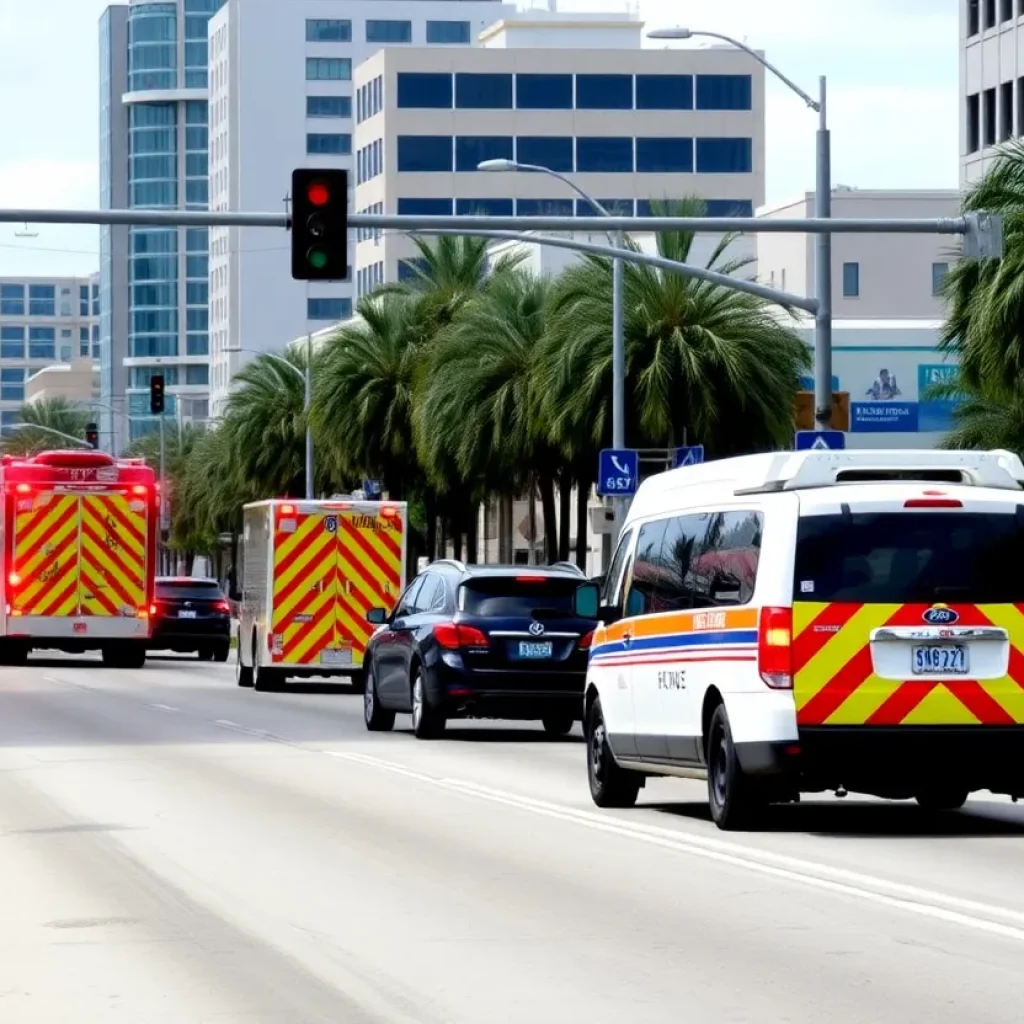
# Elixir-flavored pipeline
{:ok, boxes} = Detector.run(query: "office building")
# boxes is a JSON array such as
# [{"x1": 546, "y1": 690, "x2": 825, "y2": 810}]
[
  {"x1": 961, "y1": 0, "x2": 1024, "y2": 183},
  {"x1": 352, "y1": 14, "x2": 765, "y2": 291},
  {"x1": 206, "y1": 0, "x2": 515, "y2": 415}
]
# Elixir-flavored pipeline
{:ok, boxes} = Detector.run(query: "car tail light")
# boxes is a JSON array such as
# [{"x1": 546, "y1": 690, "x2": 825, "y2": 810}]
[
  {"x1": 578, "y1": 630, "x2": 595, "y2": 650},
  {"x1": 215, "y1": 600, "x2": 231, "y2": 613},
  {"x1": 758, "y1": 606, "x2": 793, "y2": 689},
  {"x1": 433, "y1": 623, "x2": 489, "y2": 649},
  {"x1": 515, "y1": 575, "x2": 547, "y2": 583},
  {"x1": 904, "y1": 498, "x2": 962, "y2": 508}
]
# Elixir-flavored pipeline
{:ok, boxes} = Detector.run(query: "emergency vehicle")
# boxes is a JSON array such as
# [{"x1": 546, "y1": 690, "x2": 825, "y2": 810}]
[
  {"x1": 574, "y1": 448, "x2": 1024, "y2": 830},
  {"x1": 0, "y1": 449, "x2": 157, "y2": 667},
  {"x1": 235, "y1": 498, "x2": 408, "y2": 691}
]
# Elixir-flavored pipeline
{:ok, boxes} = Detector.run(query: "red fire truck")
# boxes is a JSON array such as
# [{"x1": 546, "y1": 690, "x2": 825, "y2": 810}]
[{"x1": 0, "y1": 449, "x2": 158, "y2": 667}]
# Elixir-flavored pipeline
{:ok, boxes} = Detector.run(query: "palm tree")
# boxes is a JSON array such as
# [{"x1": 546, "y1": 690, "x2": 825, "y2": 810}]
[{"x1": 2, "y1": 397, "x2": 93, "y2": 455}]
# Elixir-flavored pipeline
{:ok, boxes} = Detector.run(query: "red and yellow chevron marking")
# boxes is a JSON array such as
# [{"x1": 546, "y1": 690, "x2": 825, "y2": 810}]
[
  {"x1": 794, "y1": 602, "x2": 1024, "y2": 726},
  {"x1": 11, "y1": 492, "x2": 80, "y2": 617},
  {"x1": 79, "y1": 494, "x2": 148, "y2": 617}
]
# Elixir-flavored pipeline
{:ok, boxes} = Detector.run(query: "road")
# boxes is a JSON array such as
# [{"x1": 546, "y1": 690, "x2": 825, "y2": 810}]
[{"x1": 1, "y1": 659, "x2": 1023, "y2": 1023}]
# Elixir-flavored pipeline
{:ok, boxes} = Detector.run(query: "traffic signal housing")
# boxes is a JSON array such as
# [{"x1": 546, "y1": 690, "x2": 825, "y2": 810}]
[
  {"x1": 85, "y1": 423, "x2": 99, "y2": 449},
  {"x1": 291, "y1": 168, "x2": 348, "y2": 281},
  {"x1": 149, "y1": 374, "x2": 165, "y2": 415}
]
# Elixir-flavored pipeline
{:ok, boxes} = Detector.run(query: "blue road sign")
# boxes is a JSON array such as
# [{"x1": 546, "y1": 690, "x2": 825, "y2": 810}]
[
  {"x1": 672, "y1": 445, "x2": 705, "y2": 468},
  {"x1": 363, "y1": 478, "x2": 382, "y2": 498},
  {"x1": 795, "y1": 430, "x2": 846, "y2": 451},
  {"x1": 597, "y1": 448, "x2": 639, "y2": 497}
]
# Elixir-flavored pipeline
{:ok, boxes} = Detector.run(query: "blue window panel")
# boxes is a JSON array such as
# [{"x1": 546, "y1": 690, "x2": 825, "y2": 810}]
[
  {"x1": 575, "y1": 74, "x2": 632, "y2": 110},
  {"x1": 397, "y1": 136, "x2": 452, "y2": 172},
  {"x1": 636, "y1": 74, "x2": 693, "y2": 110},
  {"x1": 185, "y1": 364, "x2": 209, "y2": 386},
  {"x1": 306, "y1": 58, "x2": 351, "y2": 81},
  {"x1": 186, "y1": 309, "x2": 208, "y2": 332},
  {"x1": 516, "y1": 199, "x2": 573, "y2": 217},
  {"x1": 186, "y1": 256, "x2": 207, "y2": 279},
  {"x1": 575, "y1": 199, "x2": 634, "y2": 217},
  {"x1": 932, "y1": 261, "x2": 949, "y2": 295},
  {"x1": 398, "y1": 258, "x2": 428, "y2": 283},
  {"x1": 515, "y1": 74, "x2": 572, "y2": 109},
  {"x1": 397, "y1": 72, "x2": 452, "y2": 109},
  {"x1": 186, "y1": 334, "x2": 209, "y2": 356},
  {"x1": 455, "y1": 73, "x2": 513, "y2": 109},
  {"x1": 695, "y1": 74, "x2": 752, "y2": 110},
  {"x1": 366, "y1": 20, "x2": 411, "y2": 43},
  {"x1": 184, "y1": 101, "x2": 206, "y2": 125},
  {"x1": 704, "y1": 199, "x2": 753, "y2": 217},
  {"x1": 306, "y1": 19, "x2": 351, "y2": 42},
  {"x1": 185, "y1": 227, "x2": 207, "y2": 252},
  {"x1": 132, "y1": 282, "x2": 177, "y2": 306},
  {"x1": 426, "y1": 20, "x2": 471, "y2": 43},
  {"x1": 307, "y1": 133, "x2": 352, "y2": 155},
  {"x1": 515, "y1": 136, "x2": 573, "y2": 172},
  {"x1": 185, "y1": 179, "x2": 208, "y2": 205},
  {"x1": 695, "y1": 137, "x2": 752, "y2": 173},
  {"x1": 28, "y1": 285, "x2": 56, "y2": 317},
  {"x1": 842, "y1": 262, "x2": 860, "y2": 297},
  {"x1": 79, "y1": 285, "x2": 89, "y2": 315},
  {"x1": 28, "y1": 327, "x2": 55, "y2": 360},
  {"x1": 307, "y1": 96, "x2": 351, "y2": 118},
  {"x1": 186, "y1": 282, "x2": 207, "y2": 305},
  {"x1": 0, "y1": 326, "x2": 24, "y2": 360},
  {"x1": 398, "y1": 198, "x2": 453, "y2": 214},
  {"x1": 0, "y1": 284, "x2": 23, "y2": 316},
  {"x1": 185, "y1": 152, "x2": 207, "y2": 176},
  {"x1": 455, "y1": 198, "x2": 514, "y2": 216},
  {"x1": 455, "y1": 135, "x2": 513, "y2": 171},
  {"x1": 636, "y1": 137, "x2": 693, "y2": 173},
  {"x1": 307, "y1": 297, "x2": 353, "y2": 320},
  {"x1": 576, "y1": 137, "x2": 633, "y2": 173}
]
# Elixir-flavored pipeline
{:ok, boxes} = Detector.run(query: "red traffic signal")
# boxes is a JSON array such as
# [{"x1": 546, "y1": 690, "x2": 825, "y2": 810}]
[
  {"x1": 291, "y1": 169, "x2": 348, "y2": 282},
  {"x1": 307, "y1": 182, "x2": 331, "y2": 207}
]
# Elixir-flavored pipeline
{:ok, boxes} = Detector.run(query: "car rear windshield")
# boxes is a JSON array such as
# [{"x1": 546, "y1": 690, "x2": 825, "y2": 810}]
[
  {"x1": 794, "y1": 511, "x2": 1024, "y2": 604},
  {"x1": 156, "y1": 581, "x2": 225, "y2": 601},
  {"x1": 459, "y1": 576, "x2": 580, "y2": 618}
]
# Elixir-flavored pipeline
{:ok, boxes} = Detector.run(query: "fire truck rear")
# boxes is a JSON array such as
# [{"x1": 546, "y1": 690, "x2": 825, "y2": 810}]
[{"x1": 0, "y1": 449, "x2": 157, "y2": 667}]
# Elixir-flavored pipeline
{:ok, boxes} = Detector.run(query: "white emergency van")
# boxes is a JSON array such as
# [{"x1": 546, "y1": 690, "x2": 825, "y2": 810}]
[{"x1": 573, "y1": 449, "x2": 1024, "y2": 830}]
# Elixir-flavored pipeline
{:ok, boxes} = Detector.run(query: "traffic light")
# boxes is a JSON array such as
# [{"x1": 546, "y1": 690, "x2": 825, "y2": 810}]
[
  {"x1": 84, "y1": 423, "x2": 99, "y2": 449},
  {"x1": 291, "y1": 168, "x2": 348, "y2": 281},
  {"x1": 149, "y1": 374, "x2": 165, "y2": 415}
]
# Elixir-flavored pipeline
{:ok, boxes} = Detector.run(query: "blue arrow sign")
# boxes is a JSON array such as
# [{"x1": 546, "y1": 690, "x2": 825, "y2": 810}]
[
  {"x1": 795, "y1": 430, "x2": 846, "y2": 451},
  {"x1": 597, "y1": 448, "x2": 639, "y2": 497},
  {"x1": 672, "y1": 445, "x2": 705, "y2": 468},
  {"x1": 362, "y1": 478, "x2": 382, "y2": 498}
]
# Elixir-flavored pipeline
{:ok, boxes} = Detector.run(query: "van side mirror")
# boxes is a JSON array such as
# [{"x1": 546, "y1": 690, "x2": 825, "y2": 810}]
[
  {"x1": 366, "y1": 607, "x2": 388, "y2": 625},
  {"x1": 573, "y1": 582, "x2": 600, "y2": 619}
]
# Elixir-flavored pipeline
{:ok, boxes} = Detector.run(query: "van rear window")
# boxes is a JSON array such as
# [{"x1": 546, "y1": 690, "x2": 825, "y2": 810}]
[{"x1": 794, "y1": 512, "x2": 1024, "y2": 604}]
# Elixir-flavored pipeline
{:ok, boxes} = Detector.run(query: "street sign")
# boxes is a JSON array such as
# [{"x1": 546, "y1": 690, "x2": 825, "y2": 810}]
[
  {"x1": 672, "y1": 445, "x2": 705, "y2": 468},
  {"x1": 363, "y1": 478, "x2": 382, "y2": 498},
  {"x1": 597, "y1": 448, "x2": 639, "y2": 497},
  {"x1": 795, "y1": 430, "x2": 846, "y2": 451}
]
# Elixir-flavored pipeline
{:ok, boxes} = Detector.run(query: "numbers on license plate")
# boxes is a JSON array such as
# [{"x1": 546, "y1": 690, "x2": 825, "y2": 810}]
[
  {"x1": 321, "y1": 648, "x2": 352, "y2": 665},
  {"x1": 518, "y1": 641, "x2": 552, "y2": 659},
  {"x1": 178, "y1": 609, "x2": 197, "y2": 619},
  {"x1": 912, "y1": 644, "x2": 968, "y2": 674}
]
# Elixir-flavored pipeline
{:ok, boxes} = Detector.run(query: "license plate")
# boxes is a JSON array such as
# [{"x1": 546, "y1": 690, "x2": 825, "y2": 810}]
[
  {"x1": 178, "y1": 609, "x2": 197, "y2": 619},
  {"x1": 518, "y1": 641, "x2": 553, "y2": 659},
  {"x1": 912, "y1": 644, "x2": 968, "y2": 674},
  {"x1": 321, "y1": 648, "x2": 353, "y2": 666}
]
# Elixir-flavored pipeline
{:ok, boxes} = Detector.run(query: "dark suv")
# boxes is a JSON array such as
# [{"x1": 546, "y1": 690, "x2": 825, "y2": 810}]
[
  {"x1": 149, "y1": 576, "x2": 232, "y2": 661},
  {"x1": 362, "y1": 561, "x2": 597, "y2": 739}
]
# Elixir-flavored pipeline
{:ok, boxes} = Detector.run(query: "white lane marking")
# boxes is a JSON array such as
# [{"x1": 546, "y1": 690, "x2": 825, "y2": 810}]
[
  {"x1": 327, "y1": 751, "x2": 1024, "y2": 942},
  {"x1": 147, "y1": 703, "x2": 178, "y2": 712},
  {"x1": 214, "y1": 718, "x2": 278, "y2": 739}
]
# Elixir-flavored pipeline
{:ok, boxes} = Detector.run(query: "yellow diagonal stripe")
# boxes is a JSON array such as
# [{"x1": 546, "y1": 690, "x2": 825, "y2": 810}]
[
  {"x1": 274, "y1": 579, "x2": 334, "y2": 636},
  {"x1": 80, "y1": 503, "x2": 145, "y2": 608},
  {"x1": 273, "y1": 520, "x2": 334, "y2": 596},
  {"x1": 13, "y1": 494, "x2": 80, "y2": 615}
]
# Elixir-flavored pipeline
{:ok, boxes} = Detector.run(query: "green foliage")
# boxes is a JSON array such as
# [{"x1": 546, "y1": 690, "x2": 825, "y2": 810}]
[{"x1": 3, "y1": 398, "x2": 93, "y2": 455}]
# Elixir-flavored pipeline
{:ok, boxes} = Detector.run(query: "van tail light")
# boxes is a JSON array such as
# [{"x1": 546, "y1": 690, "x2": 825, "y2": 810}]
[
  {"x1": 904, "y1": 498, "x2": 962, "y2": 508},
  {"x1": 578, "y1": 630, "x2": 595, "y2": 650},
  {"x1": 8, "y1": 572, "x2": 20, "y2": 588},
  {"x1": 149, "y1": 603, "x2": 158, "y2": 616},
  {"x1": 14, "y1": 484, "x2": 30, "y2": 495},
  {"x1": 433, "y1": 623, "x2": 489, "y2": 649},
  {"x1": 758, "y1": 606, "x2": 793, "y2": 689}
]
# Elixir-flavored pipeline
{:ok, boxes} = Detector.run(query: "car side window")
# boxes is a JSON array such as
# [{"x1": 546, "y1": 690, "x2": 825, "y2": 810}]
[
  {"x1": 601, "y1": 527, "x2": 634, "y2": 611},
  {"x1": 699, "y1": 510, "x2": 763, "y2": 606},
  {"x1": 660, "y1": 513, "x2": 714, "y2": 610},
  {"x1": 416, "y1": 573, "x2": 444, "y2": 612},
  {"x1": 395, "y1": 576, "x2": 426, "y2": 618},
  {"x1": 624, "y1": 519, "x2": 670, "y2": 617}
]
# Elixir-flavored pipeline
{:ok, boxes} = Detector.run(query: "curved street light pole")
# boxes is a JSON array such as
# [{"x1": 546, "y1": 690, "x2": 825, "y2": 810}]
[{"x1": 10, "y1": 422, "x2": 90, "y2": 449}]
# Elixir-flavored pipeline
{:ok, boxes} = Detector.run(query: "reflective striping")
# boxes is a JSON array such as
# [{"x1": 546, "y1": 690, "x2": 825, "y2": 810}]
[
  {"x1": 794, "y1": 601, "x2": 1024, "y2": 726},
  {"x1": 12, "y1": 493, "x2": 79, "y2": 617},
  {"x1": 79, "y1": 494, "x2": 147, "y2": 616}
]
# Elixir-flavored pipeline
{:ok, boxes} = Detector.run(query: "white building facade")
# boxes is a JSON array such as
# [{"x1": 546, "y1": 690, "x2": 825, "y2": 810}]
[{"x1": 206, "y1": 0, "x2": 515, "y2": 415}]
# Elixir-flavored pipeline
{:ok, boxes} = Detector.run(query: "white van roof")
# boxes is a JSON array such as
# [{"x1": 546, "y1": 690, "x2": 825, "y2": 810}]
[{"x1": 625, "y1": 449, "x2": 1024, "y2": 524}]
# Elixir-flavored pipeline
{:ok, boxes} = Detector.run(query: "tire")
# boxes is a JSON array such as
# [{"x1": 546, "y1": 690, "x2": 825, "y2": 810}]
[
  {"x1": 102, "y1": 644, "x2": 146, "y2": 670},
  {"x1": 411, "y1": 669, "x2": 445, "y2": 739},
  {"x1": 235, "y1": 641, "x2": 253, "y2": 688},
  {"x1": 0, "y1": 642, "x2": 28, "y2": 666},
  {"x1": 212, "y1": 642, "x2": 230, "y2": 664},
  {"x1": 915, "y1": 788, "x2": 969, "y2": 812},
  {"x1": 707, "y1": 704, "x2": 762, "y2": 831},
  {"x1": 363, "y1": 663, "x2": 395, "y2": 732},
  {"x1": 586, "y1": 697, "x2": 640, "y2": 808},
  {"x1": 542, "y1": 713, "x2": 575, "y2": 737},
  {"x1": 349, "y1": 669, "x2": 367, "y2": 694}
]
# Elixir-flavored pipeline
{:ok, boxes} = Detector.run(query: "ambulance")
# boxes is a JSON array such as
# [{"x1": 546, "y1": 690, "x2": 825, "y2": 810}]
[
  {"x1": 574, "y1": 448, "x2": 1024, "y2": 830},
  {"x1": 235, "y1": 498, "x2": 407, "y2": 691},
  {"x1": 0, "y1": 449, "x2": 157, "y2": 667}
]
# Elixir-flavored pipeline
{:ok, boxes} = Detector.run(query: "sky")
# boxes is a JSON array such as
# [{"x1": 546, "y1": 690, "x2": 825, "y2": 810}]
[{"x1": 0, "y1": 0, "x2": 959, "y2": 279}]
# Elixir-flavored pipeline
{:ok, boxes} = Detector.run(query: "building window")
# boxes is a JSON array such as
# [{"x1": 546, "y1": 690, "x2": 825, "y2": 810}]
[
  {"x1": 515, "y1": 135, "x2": 574, "y2": 172},
  {"x1": 365, "y1": 20, "x2": 411, "y2": 43},
  {"x1": 576, "y1": 137, "x2": 633, "y2": 173},
  {"x1": 28, "y1": 284, "x2": 56, "y2": 317},
  {"x1": 0, "y1": 284, "x2": 23, "y2": 316},
  {"x1": 695, "y1": 137, "x2": 752, "y2": 173},
  {"x1": 515, "y1": 73, "x2": 573, "y2": 109},
  {"x1": 455, "y1": 198, "x2": 514, "y2": 216},
  {"x1": 307, "y1": 133, "x2": 352, "y2": 155},
  {"x1": 455, "y1": 73, "x2": 513, "y2": 109},
  {"x1": 636, "y1": 74, "x2": 693, "y2": 110},
  {"x1": 636, "y1": 137, "x2": 693, "y2": 173},
  {"x1": 426, "y1": 20, "x2": 471, "y2": 44},
  {"x1": 932, "y1": 262, "x2": 949, "y2": 295},
  {"x1": 397, "y1": 198, "x2": 453, "y2": 215},
  {"x1": 456, "y1": 135, "x2": 513, "y2": 171},
  {"x1": 1001, "y1": 80, "x2": 1014, "y2": 141},
  {"x1": 397, "y1": 72, "x2": 452, "y2": 108},
  {"x1": 306, "y1": 57, "x2": 351, "y2": 81},
  {"x1": 306, "y1": 19, "x2": 351, "y2": 42},
  {"x1": 575, "y1": 74, "x2": 632, "y2": 109},
  {"x1": 397, "y1": 135, "x2": 453, "y2": 172},
  {"x1": 695, "y1": 75, "x2": 753, "y2": 110},
  {"x1": 984, "y1": 86, "x2": 997, "y2": 146},
  {"x1": 1002, "y1": 0, "x2": 1014, "y2": 19},
  {"x1": 307, "y1": 96, "x2": 351, "y2": 118},
  {"x1": 80, "y1": 327, "x2": 90, "y2": 357},
  {"x1": 967, "y1": 93, "x2": 981, "y2": 152},
  {"x1": 79, "y1": 284, "x2": 90, "y2": 315},
  {"x1": 984, "y1": 0, "x2": 996, "y2": 28},
  {"x1": 842, "y1": 262, "x2": 860, "y2": 297},
  {"x1": 28, "y1": 327, "x2": 55, "y2": 360},
  {"x1": 0, "y1": 369, "x2": 24, "y2": 403},
  {"x1": 516, "y1": 198, "x2": 573, "y2": 217},
  {"x1": 575, "y1": 198, "x2": 633, "y2": 216},
  {"x1": 307, "y1": 297, "x2": 353, "y2": 321},
  {"x1": 968, "y1": 0, "x2": 980, "y2": 32},
  {"x1": 185, "y1": 365, "x2": 209, "y2": 386},
  {"x1": 0, "y1": 327, "x2": 24, "y2": 360}
]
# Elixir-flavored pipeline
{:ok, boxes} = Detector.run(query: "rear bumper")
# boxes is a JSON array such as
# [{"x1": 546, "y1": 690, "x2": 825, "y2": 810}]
[
  {"x1": 425, "y1": 663, "x2": 586, "y2": 721},
  {"x1": 4, "y1": 615, "x2": 149, "y2": 645},
  {"x1": 150, "y1": 618, "x2": 230, "y2": 650}
]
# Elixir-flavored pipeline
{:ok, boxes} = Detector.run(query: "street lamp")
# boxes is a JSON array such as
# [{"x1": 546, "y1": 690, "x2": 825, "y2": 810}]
[
  {"x1": 225, "y1": 344, "x2": 313, "y2": 500},
  {"x1": 647, "y1": 27, "x2": 832, "y2": 431},
  {"x1": 478, "y1": 158, "x2": 628, "y2": 551}
]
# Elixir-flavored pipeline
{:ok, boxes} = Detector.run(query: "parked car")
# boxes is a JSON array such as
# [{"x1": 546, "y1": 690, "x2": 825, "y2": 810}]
[
  {"x1": 362, "y1": 560, "x2": 597, "y2": 739},
  {"x1": 149, "y1": 576, "x2": 232, "y2": 661}
]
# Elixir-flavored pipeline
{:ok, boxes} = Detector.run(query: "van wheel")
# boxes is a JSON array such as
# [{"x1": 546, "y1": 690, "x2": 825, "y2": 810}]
[
  {"x1": 586, "y1": 697, "x2": 640, "y2": 808},
  {"x1": 236, "y1": 640, "x2": 253, "y2": 688},
  {"x1": 542, "y1": 713, "x2": 574, "y2": 737},
  {"x1": 707, "y1": 705, "x2": 763, "y2": 830},
  {"x1": 915, "y1": 788, "x2": 968, "y2": 812}
]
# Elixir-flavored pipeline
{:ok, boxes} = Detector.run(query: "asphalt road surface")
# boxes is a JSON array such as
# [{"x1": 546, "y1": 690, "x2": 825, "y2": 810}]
[{"x1": 1, "y1": 655, "x2": 1023, "y2": 1022}]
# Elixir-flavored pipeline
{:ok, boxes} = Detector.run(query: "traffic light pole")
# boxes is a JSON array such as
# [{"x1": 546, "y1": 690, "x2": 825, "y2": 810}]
[{"x1": 158, "y1": 413, "x2": 169, "y2": 574}]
